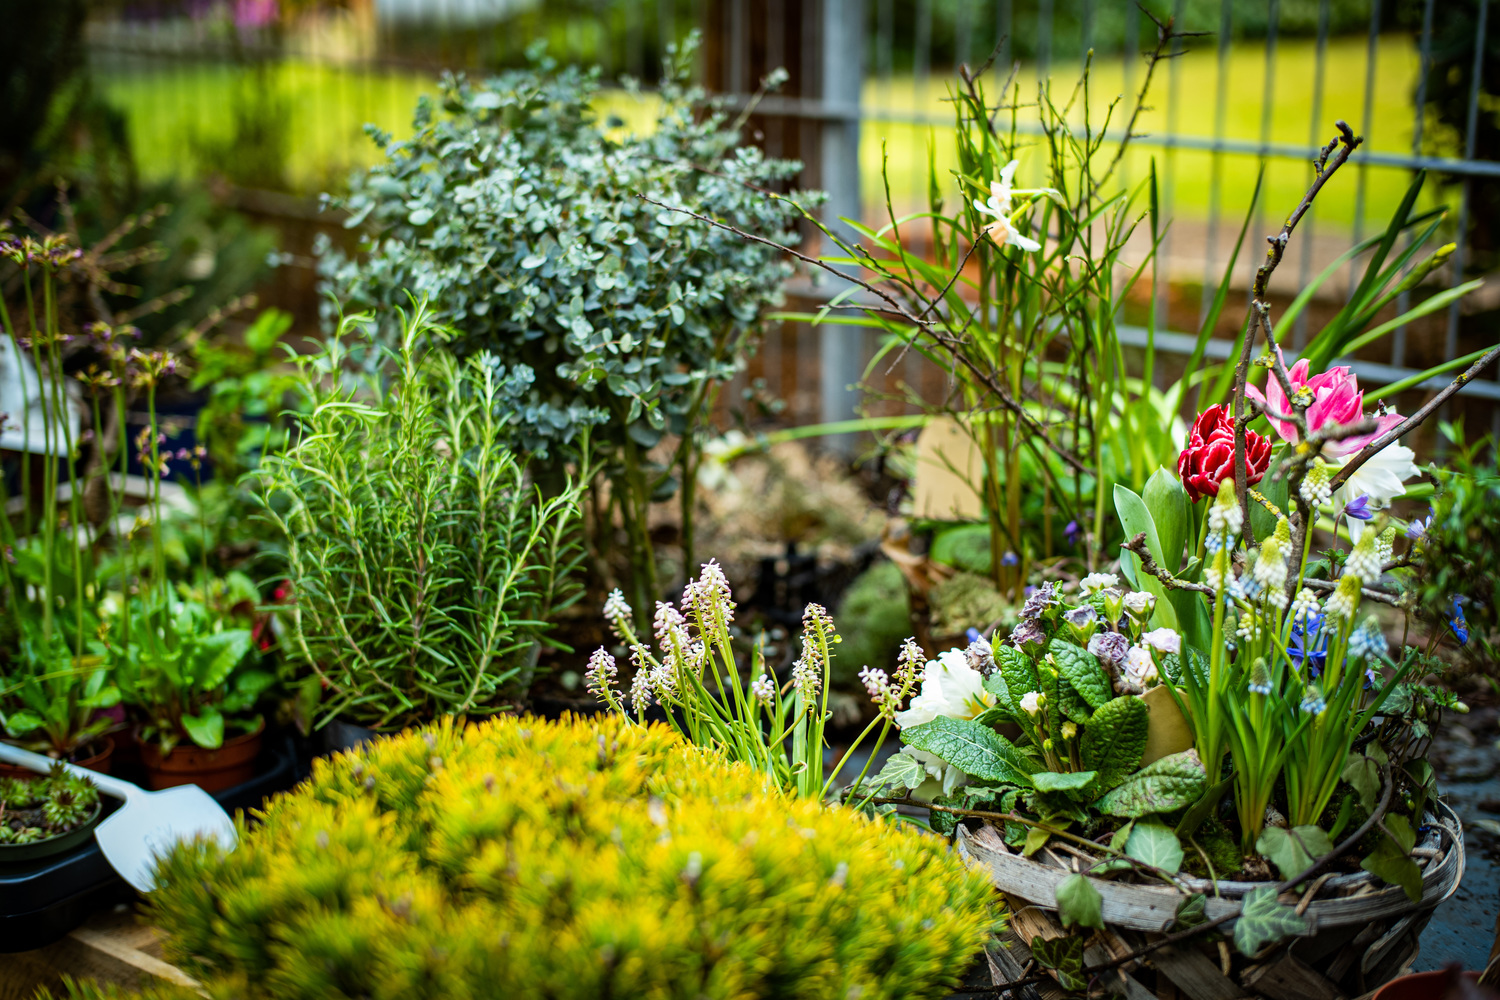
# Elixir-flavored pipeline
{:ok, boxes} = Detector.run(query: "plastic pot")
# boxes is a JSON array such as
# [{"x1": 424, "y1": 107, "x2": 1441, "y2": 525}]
[
  {"x1": 1372, "y1": 969, "x2": 1482, "y2": 1000},
  {"x1": 138, "y1": 720, "x2": 265, "y2": 792},
  {"x1": 0, "y1": 802, "x2": 103, "y2": 865}
]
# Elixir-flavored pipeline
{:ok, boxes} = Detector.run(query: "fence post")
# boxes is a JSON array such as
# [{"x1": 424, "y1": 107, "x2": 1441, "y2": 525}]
[{"x1": 817, "y1": 0, "x2": 865, "y2": 449}]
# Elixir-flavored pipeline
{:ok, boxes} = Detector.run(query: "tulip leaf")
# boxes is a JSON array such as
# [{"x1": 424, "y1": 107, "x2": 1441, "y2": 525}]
[
  {"x1": 1125, "y1": 821, "x2": 1184, "y2": 874},
  {"x1": 1233, "y1": 885, "x2": 1309, "y2": 957},
  {"x1": 1080, "y1": 696, "x2": 1150, "y2": 790},
  {"x1": 1113, "y1": 484, "x2": 1180, "y2": 631},
  {"x1": 1055, "y1": 874, "x2": 1105, "y2": 930},
  {"x1": 1049, "y1": 640, "x2": 1112, "y2": 710},
  {"x1": 1097, "y1": 749, "x2": 1208, "y2": 818},
  {"x1": 900, "y1": 717, "x2": 1035, "y2": 786},
  {"x1": 1143, "y1": 467, "x2": 1191, "y2": 573}
]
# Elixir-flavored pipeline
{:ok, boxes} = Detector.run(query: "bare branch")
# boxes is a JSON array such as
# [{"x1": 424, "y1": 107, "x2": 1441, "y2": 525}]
[{"x1": 1121, "y1": 533, "x2": 1215, "y2": 595}]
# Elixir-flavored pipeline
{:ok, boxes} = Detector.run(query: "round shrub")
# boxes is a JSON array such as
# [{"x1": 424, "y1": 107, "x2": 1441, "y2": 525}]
[{"x1": 132, "y1": 714, "x2": 996, "y2": 1000}]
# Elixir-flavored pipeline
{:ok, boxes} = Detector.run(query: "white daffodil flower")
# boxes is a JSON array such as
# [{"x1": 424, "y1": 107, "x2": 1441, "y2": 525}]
[
  {"x1": 893, "y1": 648, "x2": 996, "y2": 729},
  {"x1": 973, "y1": 160, "x2": 1042, "y2": 252}
]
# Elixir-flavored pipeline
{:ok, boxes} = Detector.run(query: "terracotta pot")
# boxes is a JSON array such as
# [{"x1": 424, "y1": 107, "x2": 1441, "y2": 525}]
[
  {"x1": 139, "y1": 721, "x2": 265, "y2": 792},
  {"x1": 1372, "y1": 969, "x2": 1482, "y2": 1000},
  {"x1": 0, "y1": 736, "x2": 114, "y2": 779}
]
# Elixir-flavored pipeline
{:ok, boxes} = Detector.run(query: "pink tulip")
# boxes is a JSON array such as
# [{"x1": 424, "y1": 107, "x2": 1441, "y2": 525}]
[{"x1": 1247, "y1": 351, "x2": 1403, "y2": 457}]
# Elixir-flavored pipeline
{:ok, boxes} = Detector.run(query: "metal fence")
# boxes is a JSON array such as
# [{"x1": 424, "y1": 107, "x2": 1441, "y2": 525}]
[{"x1": 85, "y1": 0, "x2": 1500, "y2": 433}]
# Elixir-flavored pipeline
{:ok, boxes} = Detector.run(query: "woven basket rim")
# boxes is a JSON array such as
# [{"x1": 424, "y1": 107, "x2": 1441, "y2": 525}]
[{"x1": 957, "y1": 800, "x2": 1465, "y2": 935}]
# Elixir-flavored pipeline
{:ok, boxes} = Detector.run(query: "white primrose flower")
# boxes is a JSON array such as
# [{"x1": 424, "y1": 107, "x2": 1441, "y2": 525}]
[
  {"x1": 1080, "y1": 572, "x2": 1120, "y2": 595},
  {"x1": 1019, "y1": 690, "x2": 1045, "y2": 716},
  {"x1": 893, "y1": 648, "x2": 997, "y2": 729},
  {"x1": 1122, "y1": 591, "x2": 1155, "y2": 618},
  {"x1": 1119, "y1": 645, "x2": 1158, "y2": 694},
  {"x1": 908, "y1": 749, "x2": 969, "y2": 797},
  {"x1": 1141, "y1": 628, "x2": 1180, "y2": 655}
]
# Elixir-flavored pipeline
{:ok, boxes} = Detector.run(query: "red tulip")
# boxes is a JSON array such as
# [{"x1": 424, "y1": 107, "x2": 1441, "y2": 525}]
[{"x1": 1177, "y1": 405, "x2": 1273, "y2": 503}]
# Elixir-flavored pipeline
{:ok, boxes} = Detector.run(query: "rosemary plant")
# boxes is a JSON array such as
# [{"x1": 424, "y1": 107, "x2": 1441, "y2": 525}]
[{"x1": 256, "y1": 300, "x2": 587, "y2": 729}]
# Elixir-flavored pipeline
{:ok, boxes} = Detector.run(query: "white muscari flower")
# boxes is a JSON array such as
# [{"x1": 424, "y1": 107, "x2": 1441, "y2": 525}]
[
  {"x1": 688, "y1": 559, "x2": 735, "y2": 624},
  {"x1": 1235, "y1": 612, "x2": 1263, "y2": 641},
  {"x1": 751, "y1": 673, "x2": 776, "y2": 706},
  {"x1": 585, "y1": 648, "x2": 617, "y2": 698},
  {"x1": 893, "y1": 648, "x2": 997, "y2": 728},
  {"x1": 1323, "y1": 575, "x2": 1362, "y2": 622},
  {"x1": 1291, "y1": 588, "x2": 1321, "y2": 625},
  {"x1": 1301, "y1": 460, "x2": 1333, "y2": 507},
  {"x1": 859, "y1": 666, "x2": 892, "y2": 705},
  {"x1": 1209, "y1": 483, "x2": 1244, "y2": 538},
  {"x1": 1345, "y1": 529, "x2": 1382, "y2": 585},
  {"x1": 603, "y1": 589, "x2": 633, "y2": 637},
  {"x1": 1080, "y1": 572, "x2": 1119, "y2": 595},
  {"x1": 653, "y1": 601, "x2": 690, "y2": 650},
  {"x1": 1141, "y1": 628, "x2": 1181, "y2": 655},
  {"x1": 629, "y1": 664, "x2": 654, "y2": 713},
  {"x1": 1019, "y1": 691, "x2": 1045, "y2": 716},
  {"x1": 1247, "y1": 658, "x2": 1272, "y2": 696}
]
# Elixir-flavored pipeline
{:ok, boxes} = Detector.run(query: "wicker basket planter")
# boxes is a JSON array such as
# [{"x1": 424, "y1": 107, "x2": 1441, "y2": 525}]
[{"x1": 956, "y1": 802, "x2": 1465, "y2": 999}]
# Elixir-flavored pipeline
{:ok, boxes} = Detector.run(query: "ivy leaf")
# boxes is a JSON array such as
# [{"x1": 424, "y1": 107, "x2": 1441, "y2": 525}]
[
  {"x1": 1342, "y1": 753, "x2": 1381, "y2": 813},
  {"x1": 1125, "y1": 822, "x2": 1184, "y2": 874},
  {"x1": 1030, "y1": 934, "x2": 1087, "y2": 992},
  {"x1": 1233, "y1": 885, "x2": 1309, "y2": 956},
  {"x1": 1055, "y1": 874, "x2": 1105, "y2": 931},
  {"x1": 1080, "y1": 696, "x2": 1150, "y2": 790},
  {"x1": 872, "y1": 752, "x2": 926, "y2": 792},
  {"x1": 997, "y1": 645, "x2": 1039, "y2": 707},
  {"x1": 1173, "y1": 892, "x2": 1207, "y2": 931},
  {"x1": 1031, "y1": 771, "x2": 1098, "y2": 795},
  {"x1": 1257, "y1": 825, "x2": 1334, "y2": 883},
  {"x1": 1360, "y1": 814, "x2": 1423, "y2": 903},
  {"x1": 900, "y1": 717, "x2": 1035, "y2": 786},
  {"x1": 1097, "y1": 749, "x2": 1207, "y2": 818},
  {"x1": 1049, "y1": 639, "x2": 1111, "y2": 710}
]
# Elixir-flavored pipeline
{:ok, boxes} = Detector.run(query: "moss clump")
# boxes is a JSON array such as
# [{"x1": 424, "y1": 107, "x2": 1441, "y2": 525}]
[
  {"x1": 834, "y1": 559, "x2": 912, "y2": 689},
  {"x1": 128, "y1": 714, "x2": 994, "y2": 1000},
  {"x1": 929, "y1": 571, "x2": 1011, "y2": 638}
]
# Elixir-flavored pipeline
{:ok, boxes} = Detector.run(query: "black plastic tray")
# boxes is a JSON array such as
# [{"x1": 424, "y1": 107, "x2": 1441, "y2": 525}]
[{"x1": 0, "y1": 732, "x2": 299, "y2": 953}]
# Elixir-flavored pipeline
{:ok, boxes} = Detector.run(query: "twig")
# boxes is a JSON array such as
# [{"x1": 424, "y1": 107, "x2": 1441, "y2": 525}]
[
  {"x1": 1121, "y1": 532, "x2": 1215, "y2": 595},
  {"x1": 1300, "y1": 576, "x2": 1405, "y2": 608},
  {"x1": 1329, "y1": 343, "x2": 1500, "y2": 490}
]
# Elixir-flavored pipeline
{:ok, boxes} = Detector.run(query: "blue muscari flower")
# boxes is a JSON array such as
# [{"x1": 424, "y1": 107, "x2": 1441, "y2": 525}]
[
  {"x1": 1451, "y1": 596, "x2": 1470, "y2": 646},
  {"x1": 1349, "y1": 619, "x2": 1389, "y2": 662},
  {"x1": 1001, "y1": 551, "x2": 1019, "y2": 567},
  {"x1": 1205, "y1": 530, "x2": 1225, "y2": 554},
  {"x1": 1343, "y1": 494, "x2": 1374, "y2": 521},
  {"x1": 1300, "y1": 688, "x2": 1328, "y2": 715},
  {"x1": 1288, "y1": 613, "x2": 1329, "y2": 677},
  {"x1": 1248, "y1": 679, "x2": 1273, "y2": 695},
  {"x1": 966, "y1": 627, "x2": 982, "y2": 645}
]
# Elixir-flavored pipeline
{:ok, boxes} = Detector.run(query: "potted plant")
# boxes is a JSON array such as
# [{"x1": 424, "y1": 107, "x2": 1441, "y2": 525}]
[
  {"x1": 0, "y1": 766, "x2": 102, "y2": 862},
  {"x1": 254, "y1": 300, "x2": 587, "y2": 737},
  {"x1": 104, "y1": 572, "x2": 274, "y2": 792}
]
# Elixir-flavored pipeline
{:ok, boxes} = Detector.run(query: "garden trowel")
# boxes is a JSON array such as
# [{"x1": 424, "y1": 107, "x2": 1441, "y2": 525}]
[{"x1": 0, "y1": 742, "x2": 236, "y2": 892}]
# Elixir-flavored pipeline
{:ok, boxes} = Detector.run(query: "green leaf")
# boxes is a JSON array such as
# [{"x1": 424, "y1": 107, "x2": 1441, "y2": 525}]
[
  {"x1": 1233, "y1": 885, "x2": 1309, "y2": 957},
  {"x1": 1080, "y1": 696, "x2": 1150, "y2": 790},
  {"x1": 3, "y1": 710, "x2": 47, "y2": 737},
  {"x1": 1173, "y1": 893, "x2": 1207, "y2": 931},
  {"x1": 1022, "y1": 824, "x2": 1051, "y2": 856},
  {"x1": 1125, "y1": 822, "x2": 1184, "y2": 874},
  {"x1": 981, "y1": 671, "x2": 1018, "y2": 718},
  {"x1": 1049, "y1": 640, "x2": 1111, "y2": 710},
  {"x1": 181, "y1": 708, "x2": 225, "y2": 749},
  {"x1": 1029, "y1": 934, "x2": 1087, "y2": 992},
  {"x1": 900, "y1": 717, "x2": 1035, "y2": 786},
  {"x1": 997, "y1": 645, "x2": 1039, "y2": 703},
  {"x1": 190, "y1": 629, "x2": 254, "y2": 693},
  {"x1": 1342, "y1": 753, "x2": 1380, "y2": 814},
  {"x1": 1055, "y1": 874, "x2": 1105, "y2": 931},
  {"x1": 1097, "y1": 749, "x2": 1208, "y2": 818},
  {"x1": 873, "y1": 752, "x2": 927, "y2": 792},
  {"x1": 1031, "y1": 770, "x2": 1098, "y2": 794},
  {"x1": 1143, "y1": 467, "x2": 1191, "y2": 573},
  {"x1": 1257, "y1": 825, "x2": 1334, "y2": 883},
  {"x1": 1113, "y1": 484, "x2": 1179, "y2": 631},
  {"x1": 1360, "y1": 814, "x2": 1423, "y2": 903}
]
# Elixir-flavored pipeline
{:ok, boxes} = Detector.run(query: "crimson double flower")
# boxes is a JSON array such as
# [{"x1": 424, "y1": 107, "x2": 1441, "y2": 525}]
[{"x1": 1176, "y1": 404, "x2": 1273, "y2": 503}]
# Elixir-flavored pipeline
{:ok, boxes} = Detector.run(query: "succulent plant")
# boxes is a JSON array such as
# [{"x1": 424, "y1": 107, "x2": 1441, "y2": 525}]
[
  {"x1": 0, "y1": 764, "x2": 100, "y2": 844},
  {"x1": 122, "y1": 714, "x2": 997, "y2": 1000},
  {"x1": 0, "y1": 776, "x2": 40, "y2": 809}
]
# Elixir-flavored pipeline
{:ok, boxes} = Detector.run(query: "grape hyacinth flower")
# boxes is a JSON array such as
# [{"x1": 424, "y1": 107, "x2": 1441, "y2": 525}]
[
  {"x1": 603, "y1": 589, "x2": 632, "y2": 639},
  {"x1": 751, "y1": 673, "x2": 776, "y2": 706},
  {"x1": 1064, "y1": 519, "x2": 1082, "y2": 547},
  {"x1": 584, "y1": 648, "x2": 617, "y2": 698},
  {"x1": 1349, "y1": 615, "x2": 1388, "y2": 661}
]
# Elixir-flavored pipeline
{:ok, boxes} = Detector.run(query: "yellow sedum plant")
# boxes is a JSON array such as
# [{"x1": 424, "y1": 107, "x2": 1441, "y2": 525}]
[{"x1": 53, "y1": 714, "x2": 996, "y2": 1000}]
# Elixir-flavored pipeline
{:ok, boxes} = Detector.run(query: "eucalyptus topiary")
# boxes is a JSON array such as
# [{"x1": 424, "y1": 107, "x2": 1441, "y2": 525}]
[
  {"x1": 126, "y1": 714, "x2": 994, "y2": 1000},
  {"x1": 318, "y1": 39, "x2": 815, "y2": 612}
]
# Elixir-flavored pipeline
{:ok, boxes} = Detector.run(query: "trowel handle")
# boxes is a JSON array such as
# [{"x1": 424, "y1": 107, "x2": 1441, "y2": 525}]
[{"x1": 0, "y1": 741, "x2": 142, "y2": 801}]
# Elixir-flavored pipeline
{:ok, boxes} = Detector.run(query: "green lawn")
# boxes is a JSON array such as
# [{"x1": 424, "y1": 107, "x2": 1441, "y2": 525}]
[{"x1": 96, "y1": 33, "x2": 1442, "y2": 230}]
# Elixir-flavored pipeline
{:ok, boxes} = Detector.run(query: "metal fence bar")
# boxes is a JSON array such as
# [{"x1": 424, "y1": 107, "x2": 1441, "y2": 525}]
[
  {"x1": 1292, "y1": 0, "x2": 1332, "y2": 351},
  {"x1": 1199, "y1": 0, "x2": 1232, "y2": 331}
]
